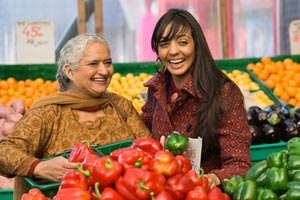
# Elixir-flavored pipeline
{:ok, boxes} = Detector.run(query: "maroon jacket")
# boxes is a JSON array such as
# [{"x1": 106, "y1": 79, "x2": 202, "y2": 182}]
[{"x1": 141, "y1": 71, "x2": 252, "y2": 185}]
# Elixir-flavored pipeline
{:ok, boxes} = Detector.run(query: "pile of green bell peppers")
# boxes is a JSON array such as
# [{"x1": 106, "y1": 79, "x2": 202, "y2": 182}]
[{"x1": 223, "y1": 137, "x2": 300, "y2": 200}]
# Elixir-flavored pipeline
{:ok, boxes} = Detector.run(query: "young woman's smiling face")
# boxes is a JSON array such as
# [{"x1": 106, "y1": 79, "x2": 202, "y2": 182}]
[
  {"x1": 158, "y1": 24, "x2": 195, "y2": 83},
  {"x1": 65, "y1": 41, "x2": 114, "y2": 97}
]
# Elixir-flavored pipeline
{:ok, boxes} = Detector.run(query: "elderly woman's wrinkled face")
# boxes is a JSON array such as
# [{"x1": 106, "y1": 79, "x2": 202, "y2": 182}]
[{"x1": 65, "y1": 41, "x2": 114, "y2": 97}]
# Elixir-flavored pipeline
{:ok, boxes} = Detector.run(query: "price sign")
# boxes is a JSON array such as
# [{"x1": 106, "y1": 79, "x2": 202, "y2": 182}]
[
  {"x1": 289, "y1": 19, "x2": 300, "y2": 55},
  {"x1": 16, "y1": 21, "x2": 55, "y2": 64}
]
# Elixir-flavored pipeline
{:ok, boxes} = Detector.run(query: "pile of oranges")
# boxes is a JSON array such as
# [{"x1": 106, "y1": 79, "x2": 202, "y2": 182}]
[
  {"x1": 247, "y1": 57, "x2": 300, "y2": 106},
  {"x1": 0, "y1": 77, "x2": 58, "y2": 108}
]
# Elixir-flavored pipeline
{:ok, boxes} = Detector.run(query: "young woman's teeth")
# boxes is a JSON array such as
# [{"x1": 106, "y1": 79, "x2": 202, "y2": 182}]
[{"x1": 170, "y1": 59, "x2": 183, "y2": 64}]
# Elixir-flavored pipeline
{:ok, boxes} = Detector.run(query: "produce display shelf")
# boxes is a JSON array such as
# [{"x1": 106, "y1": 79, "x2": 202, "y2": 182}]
[{"x1": 0, "y1": 189, "x2": 13, "y2": 200}]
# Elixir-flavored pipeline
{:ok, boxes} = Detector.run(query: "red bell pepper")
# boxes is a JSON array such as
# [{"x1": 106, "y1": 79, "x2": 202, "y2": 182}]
[
  {"x1": 186, "y1": 168, "x2": 209, "y2": 192},
  {"x1": 110, "y1": 147, "x2": 131, "y2": 160},
  {"x1": 175, "y1": 155, "x2": 192, "y2": 174},
  {"x1": 223, "y1": 193, "x2": 231, "y2": 200},
  {"x1": 59, "y1": 169, "x2": 89, "y2": 191},
  {"x1": 53, "y1": 188, "x2": 91, "y2": 200},
  {"x1": 81, "y1": 152, "x2": 100, "y2": 173},
  {"x1": 121, "y1": 168, "x2": 166, "y2": 199},
  {"x1": 89, "y1": 156, "x2": 123, "y2": 190},
  {"x1": 115, "y1": 177, "x2": 140, "y2": 200},
  {"x1": 152, "y1": 190, "x2": 173, "y2": 200},
  {"x1": 92, "y1": 182, "x2": 125, "y2": 200},
  {"x1": 165, "y1": 173, "x2": 196, "y2": 200},
  {"x1": 207, "y1": 187, "x2": 225, "y2": 200},
  {"x1": 118, "y1": 149, "x2": 151, "y2": 171},
  {"x1": 149, "y1": 150, "x2": 179, "y2": 177},
  {"x1": 21, "y1": 188, "x2": 50, "y2": 200},
  {"x1": 68, "y1": 140, "x2": 97, "y2": 163},
  {"x1": 131, "y1": 137, "x2": 163, "y2": 158},
  {"x1": 186, "y1": 185, "x2": 208, "y2": 200}
]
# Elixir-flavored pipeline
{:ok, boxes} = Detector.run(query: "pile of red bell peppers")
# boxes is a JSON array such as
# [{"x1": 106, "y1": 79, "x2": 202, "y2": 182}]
[{"x1": 22, "y1": 137, "x2": 231, "y2": 200}]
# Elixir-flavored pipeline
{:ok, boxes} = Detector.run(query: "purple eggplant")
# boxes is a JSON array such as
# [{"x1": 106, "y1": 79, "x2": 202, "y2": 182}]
[
  {"x1": 280, "y1": 103, "x2": 295, "y2": 118},
  {"x1": 257, "y1": 110, "x2": 269, "y2": 125},
  {"x1": 247, "y1": 106, "x2": 262, "y2": 125},
  {"x1": 281, "y1": 118, "x2": 300, "y2": 142},
  {"x1": 261, "y1": 124, "x2": 281, "y2": 143},
  {"x1": 263, "y1": 104, "x2": 282, "y2": 113},
  {"x1": 291, "y1": 107, "x2": 300, "y2": 122},
  {"x1": 249, "y1": 124, "x2": 263, "y2": 145}
]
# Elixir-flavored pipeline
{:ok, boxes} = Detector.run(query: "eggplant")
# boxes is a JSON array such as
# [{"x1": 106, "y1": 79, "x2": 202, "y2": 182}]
[
  {"x1": 263, "y1": 104, "x2": 282, "y2": 113},
  {"x1": 247, "y1": 106, "x2": 262, "y2": 125},
  {"x1": 280, "y1": 103, "x2": 295, "y2": 119},
  {"x1": 261, "y1": 124, "x2": 281, "y2": 143},
  {"x1": 257, "y1": 110, "x2": 269, "y2": 125},
  {"x1": 249, "y1": 124, "x2": 263, "y2": 145},
  {"x1": 267, "y1": 111, "x2": 282, "y2": 126},
  {"x1": 291, "y1": 107, "x2": 300, "y2": 122},
  {"x1": 281, "y1": 118, "x2": 300, "y2": 142}
]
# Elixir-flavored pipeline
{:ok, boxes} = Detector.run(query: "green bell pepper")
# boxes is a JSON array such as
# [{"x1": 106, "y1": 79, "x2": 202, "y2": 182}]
[
  {"x1": 288, "y1": 155, "x2": 300, "y2": 170},
  {"x1": 256, "y1": 169, "x2": 268, "y2": 188},
  {"x1": 280, "y1": 189, "x2": 300, "y2": 200},
  {"x1": 223, "y1": 175, "x2": 244, "y2": 197},
  {"x1": 266, "y1": 151, "x2": 288, "y2": 168},
  {"x1": 257, "y1": 188, "x2": 278, "y2": 200},
  {"x1": 246, "y1": 160, "x2": 268, "y2": 181},
  {"x1": 288, "y1": 169, "x2": 300, "y2": 181},
  {"x1": 288, "y1": 147, "x2": 300, "y2": 156},
  {"x1": 233, "y1": 179, "x2": 257, "y2": 200},
  {"x1": 165, "y1": 132, "x2": 189, "y2": 156},
  {"x1": 287, "y1": 137, "x2": 300, "y2": 151},
  {"x1": 266, "y1": 167, "x2": 288, "y2": 193},
  {"x1": 293, "y1": 171, "x2": 300, "y2": 181},
  {"x1": 287, "y1": 181, "x2": 300, "y2": 190}
]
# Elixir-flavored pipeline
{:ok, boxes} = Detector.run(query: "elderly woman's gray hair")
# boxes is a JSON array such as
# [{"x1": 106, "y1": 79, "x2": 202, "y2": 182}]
[{"x1": 56, "y1": 33, "x2": 110, "y2": 91}]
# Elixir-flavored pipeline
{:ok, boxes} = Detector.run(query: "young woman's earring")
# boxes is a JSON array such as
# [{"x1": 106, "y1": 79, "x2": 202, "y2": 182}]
[{"x1": 154, "y1": 57, "x2": 160, "y2": 72}]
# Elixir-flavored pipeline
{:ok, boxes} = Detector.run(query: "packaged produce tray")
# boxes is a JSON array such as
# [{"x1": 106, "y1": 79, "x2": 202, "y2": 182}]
[
  {"x1": 249, "y1": 141, "x2": 287, "y2": 163},
  {"x1": 23, "y1": 139, "x2": 133, "y2": 198},
  {"x1": 0, "y1": 189, "x2": 13, "y2": 200}
]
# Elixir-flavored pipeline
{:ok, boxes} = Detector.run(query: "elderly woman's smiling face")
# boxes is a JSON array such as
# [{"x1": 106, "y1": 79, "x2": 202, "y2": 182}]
[{"x1": 64, "y1": 41, "x2": 114, "y2": 97}]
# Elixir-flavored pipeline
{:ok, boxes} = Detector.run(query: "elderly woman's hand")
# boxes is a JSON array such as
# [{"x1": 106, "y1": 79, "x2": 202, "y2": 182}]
[{"x1": 33, "y1": 156, "x2": 78, "y2": 182}]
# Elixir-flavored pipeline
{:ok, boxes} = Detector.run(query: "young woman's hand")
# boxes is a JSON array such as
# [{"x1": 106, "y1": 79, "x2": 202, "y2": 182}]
[
  {"x1": 33, "y1": 156, "x2": 78, "y2": 182},
  {"x1": 204, "y1": 173, "x2": 221, "y2": 188}
]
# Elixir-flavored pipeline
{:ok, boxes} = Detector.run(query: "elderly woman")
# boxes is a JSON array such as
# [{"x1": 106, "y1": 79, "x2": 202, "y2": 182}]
[{"x1": 0, "y1": 33, "x2": 151, "y2": 199}]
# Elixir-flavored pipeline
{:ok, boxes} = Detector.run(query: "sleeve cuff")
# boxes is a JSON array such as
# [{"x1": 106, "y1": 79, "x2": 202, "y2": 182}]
[{"x1": 27, "y1": 159, "x2": 42, "y2": 178}]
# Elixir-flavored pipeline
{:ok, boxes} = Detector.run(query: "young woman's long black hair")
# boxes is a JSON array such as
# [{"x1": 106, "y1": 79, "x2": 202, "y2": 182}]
[{"x1": 151, "y1": 8, "x2": 231, "y2": 159}]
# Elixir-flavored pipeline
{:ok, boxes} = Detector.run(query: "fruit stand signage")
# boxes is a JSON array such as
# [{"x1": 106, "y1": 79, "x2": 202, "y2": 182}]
[
  {"x1": 16, "y1": 20, "x2": 55, "y2": 64},
  {"x1": 289, "y1": 19, "x2": 300, "y2": 55}
]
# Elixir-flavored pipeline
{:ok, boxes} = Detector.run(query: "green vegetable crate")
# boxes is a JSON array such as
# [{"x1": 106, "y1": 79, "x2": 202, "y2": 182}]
[{"x1": 0, "y1": 190, "x2": 13, "y2": 200}]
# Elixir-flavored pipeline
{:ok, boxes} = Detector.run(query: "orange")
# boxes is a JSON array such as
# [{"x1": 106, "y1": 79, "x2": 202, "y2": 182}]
[
  {"x1": 283, "y1": 58, "x2": 294, "y2": 66},
  {"x1": 257, "y1": 69, "x2": 270, "y2": 81},
  {"x1": 279, "y1": 91, "x2": 290, "y2": 102},
  {"x1": 246, "y1": 63, "x2": 255, "y2": 70},
  {"x1": 264, "y1": 78, "x2": 276, "y2": 89},
  {"x1": 273, "y1": 84, "x2": 284, "y2": 97},
  {"x1": 286, "y1": 86, "x2": 297, "y2": 98},
  {"x1": 288, "y1": 98, "x2": 297, "y2": 106},
  {"x1": 261, "y1": 56, "x2": 272, "y2": 64},
  {"x1": 34, "y1": 78, "x2": 44, "y2": 86}
]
